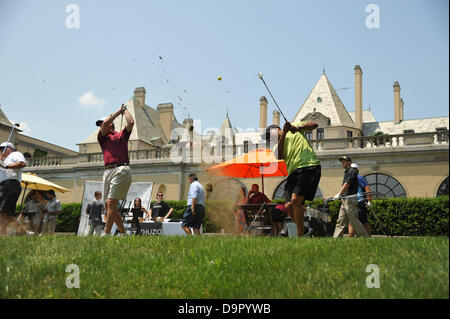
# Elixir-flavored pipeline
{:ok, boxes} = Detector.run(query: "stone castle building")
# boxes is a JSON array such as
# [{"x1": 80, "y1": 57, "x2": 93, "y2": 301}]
[{"x1": 2, "y1": 65, "x2": 448, "y2": 203}]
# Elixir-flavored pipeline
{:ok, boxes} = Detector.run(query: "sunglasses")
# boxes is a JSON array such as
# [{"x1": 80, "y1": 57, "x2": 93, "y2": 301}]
[{"x1": 157, "y1": 194, "x2": 163, "y2": 197}]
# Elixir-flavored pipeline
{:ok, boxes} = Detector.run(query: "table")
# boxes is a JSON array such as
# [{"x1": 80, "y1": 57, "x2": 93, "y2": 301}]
[{"x1": 116, "y1": 220, "x2": 202, "y2": 236}]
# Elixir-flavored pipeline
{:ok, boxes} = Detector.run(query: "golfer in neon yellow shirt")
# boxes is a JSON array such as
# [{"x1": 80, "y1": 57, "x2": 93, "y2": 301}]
[{"x1": 265, "y1": 121, "x2": 321, "y2": 237}]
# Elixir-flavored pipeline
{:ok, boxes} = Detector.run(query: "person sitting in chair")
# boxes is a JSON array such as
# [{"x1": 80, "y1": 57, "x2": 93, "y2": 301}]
[{"x1": 246, "y1": 184, "x2": 271, "y2": 205}]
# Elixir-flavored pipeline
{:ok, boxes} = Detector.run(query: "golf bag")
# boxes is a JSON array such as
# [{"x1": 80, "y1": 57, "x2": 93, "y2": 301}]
[{"x1": 303, "y1": 204, "x2": 335, "y2": 237}]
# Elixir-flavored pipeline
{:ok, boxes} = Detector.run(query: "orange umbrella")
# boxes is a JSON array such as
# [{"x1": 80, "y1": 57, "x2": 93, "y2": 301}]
[{"x1": 206, "y1": 148, "x2": 287, "y2": 194}]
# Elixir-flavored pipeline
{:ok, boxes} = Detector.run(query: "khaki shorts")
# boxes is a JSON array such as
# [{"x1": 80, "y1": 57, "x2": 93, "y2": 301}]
[{"x1": 103, "y1": 165, "x2": 132, "y2": 201}]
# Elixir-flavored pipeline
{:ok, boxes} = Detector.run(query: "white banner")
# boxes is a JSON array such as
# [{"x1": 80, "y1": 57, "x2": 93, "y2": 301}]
[{"x1": 77, "y1": 181, "x2": 153, "y2": 236}]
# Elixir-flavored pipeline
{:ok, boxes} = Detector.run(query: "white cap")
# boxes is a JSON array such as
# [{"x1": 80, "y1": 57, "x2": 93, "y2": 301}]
[
  {"x1": 0, "y1": 142, "x2": 15, "y2": 150},
  {"x1": 351, "y1": 163, "x2": 359, "y2": 169}
]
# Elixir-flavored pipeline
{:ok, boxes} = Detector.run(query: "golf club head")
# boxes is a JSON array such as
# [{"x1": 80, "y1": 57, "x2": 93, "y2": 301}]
[
  {"x1": 14, "y1": 123, "x2": 20, "y2": 127},
  {"x1": 258, "y1": 72, "x2": 263, "y2": 79}
]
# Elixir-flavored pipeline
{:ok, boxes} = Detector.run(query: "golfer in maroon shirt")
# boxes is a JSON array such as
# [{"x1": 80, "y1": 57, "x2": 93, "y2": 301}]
[{"x1": 96, "y1": 104, "x2": 134, "y2": 236}]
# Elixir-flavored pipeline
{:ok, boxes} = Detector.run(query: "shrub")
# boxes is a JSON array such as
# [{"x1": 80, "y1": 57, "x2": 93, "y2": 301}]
[{"x1": 306, "y1": 196, "x2": 449, "y2": 236}]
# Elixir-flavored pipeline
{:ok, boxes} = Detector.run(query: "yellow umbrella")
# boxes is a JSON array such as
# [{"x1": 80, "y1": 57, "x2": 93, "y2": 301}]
[{"x1": 21, "y1": 173, "x2": 69, "y2": 193}]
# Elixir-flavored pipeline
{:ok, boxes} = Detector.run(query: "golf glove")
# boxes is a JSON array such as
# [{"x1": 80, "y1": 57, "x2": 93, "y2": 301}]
[
  {"x1": 366, "y1": 201, "x2": 372, "y2": 207},
  {"x1": 0, "y1": 160, "x2": 7, "y2": 168},
  {"x1": 333, "y1": 193, "x2": 341, "y2": 201}
]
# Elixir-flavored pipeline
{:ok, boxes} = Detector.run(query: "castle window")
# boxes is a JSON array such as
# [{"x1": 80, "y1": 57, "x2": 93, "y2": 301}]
[
  {"x1": 347, "y1": 131, "x2": 353, "y2": 138},
  {"x1": 437, "y1": 177, "x2": 449, "y2": 197},
  {"x1": 364, "y1": 173, "x2": 406, "y2": 198},
  {"x1": 436, "y1": 127, "x2": 448, "y2": 142},
  {"x1": 403, "y1": 129, "x2": 415, "y2": 134},
  {"x1": 305, "y1": 132, "x2": 312, "y2": 141},
  {"x1": 243, "y1": 141, "x2": 248, "y2": 153},
  {"x1": 317, "y1": 128, "x2": 324, "y2": 140}
]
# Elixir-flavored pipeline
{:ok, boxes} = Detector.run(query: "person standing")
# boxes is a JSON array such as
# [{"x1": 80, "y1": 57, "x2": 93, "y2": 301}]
[
  {"x1": 234, "y1": 187, "x2": 248, "y2": 233},
  {"x1": 332, "y1": 156, "x2": 369, "y2": 238},
  {"x1": 41, "y1": 190, "x2": 62, "y2": 235},
  {"x1": 348, "y1": 163, "x2": 372, "y2": 237},
  {"x1": 97, "y1": 104, "x2": 134, "y2": 236},
  {"x1": 268, "y1": 121, "x2": 321, "y2": 237},
  {"x1": 181, "y1": 173, "x2": 205, "y2": 236},
  {"x1": 0, "y1": 142, "x2": 32, "y2": 236},
  {"x1": 23, "y1": 190, "x2": 46, "y2": 235},
  {"x1": 84, "y1": 191, "x2": 106, "y2": 236}
]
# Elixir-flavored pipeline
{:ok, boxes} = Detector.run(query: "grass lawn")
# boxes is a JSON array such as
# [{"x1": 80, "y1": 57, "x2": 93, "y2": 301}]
[{"x1": 0, "y1": 236, "x2": 448, "y2": 299}]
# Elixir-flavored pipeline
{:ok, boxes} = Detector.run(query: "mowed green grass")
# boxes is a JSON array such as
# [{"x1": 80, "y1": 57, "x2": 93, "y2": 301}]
[{"x1": 0, "y1": 236, "x2": 448, "y2": 299}]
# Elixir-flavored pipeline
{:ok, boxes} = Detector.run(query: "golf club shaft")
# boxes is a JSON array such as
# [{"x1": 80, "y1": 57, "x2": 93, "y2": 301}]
[
  {"x1": 2, "y1": 123, "x2": 19, "y2": 155},
  {"x1": 259, "y1": 77, "x2": 288, "y2": 122}
]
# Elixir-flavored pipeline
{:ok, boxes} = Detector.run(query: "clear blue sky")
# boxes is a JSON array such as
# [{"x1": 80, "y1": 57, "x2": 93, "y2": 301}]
[{"x1": 0, "y1": 0, "x2": 448, "y2": 151}]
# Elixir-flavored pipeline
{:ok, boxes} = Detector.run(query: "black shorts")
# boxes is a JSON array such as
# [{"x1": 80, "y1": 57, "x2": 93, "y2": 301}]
[
  {"x1": 284, "y1": 165, "x2": 321, "y2": 205},
  {"x1": 357, "y1": 201, "x2": 369, "y2": 224},
  {"x1": 0, "y1": 179, "x2": 22, "y2": 217},
  {"x1": 271, "y1": 208, "x2": 285, "y2": 223},
  {"x1": 182, "y1": 204, "x2": 205, "y2": 229}
]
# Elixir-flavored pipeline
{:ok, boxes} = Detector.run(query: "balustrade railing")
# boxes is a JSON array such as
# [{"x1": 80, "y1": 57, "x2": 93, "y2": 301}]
[{"x1": 26, "y1": 131, "x2": 449, "y2": 168}]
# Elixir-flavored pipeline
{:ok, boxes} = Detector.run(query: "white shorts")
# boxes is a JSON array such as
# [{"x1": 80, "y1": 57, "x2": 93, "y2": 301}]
[{"x1": 103, "y1": 165, "x2": 132, "y2": 201}]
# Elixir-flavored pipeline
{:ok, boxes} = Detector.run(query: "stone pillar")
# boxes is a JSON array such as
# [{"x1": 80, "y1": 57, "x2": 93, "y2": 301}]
[
  {"x1": 134, "y1": 87, "x2": 146, "y2": 106},
  {"x1": 273, "y1": 110, "x2": 280, "y2": 127},
  {"x1": 259, "y1": 96, "x2": 268, "y2": 129},
  {"x1": 157, "y1": 103, "x2": 174, "y2": 141},
  {"x1": 394, "y1": 81, "x2": 401, "y2": 124}
]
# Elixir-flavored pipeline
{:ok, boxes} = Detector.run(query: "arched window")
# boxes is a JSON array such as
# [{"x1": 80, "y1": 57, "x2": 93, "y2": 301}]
[
  {"x1": 437, "y1": 177, "x2": 449, "y2": 196},
  {"x1": 273, "y1": 179, "x2": 322, "y2": 200},
  {"x1": 207, "y1": 178, "x2": 247, "y2": 203},
  {"x1": 364, "y1": 173, "x2": 406, "y2": 198}
]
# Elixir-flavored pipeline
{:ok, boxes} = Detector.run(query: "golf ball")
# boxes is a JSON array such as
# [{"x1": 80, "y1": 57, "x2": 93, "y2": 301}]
[{"x1": 217, "y1": 76, "x2": 222, "y2": 81}]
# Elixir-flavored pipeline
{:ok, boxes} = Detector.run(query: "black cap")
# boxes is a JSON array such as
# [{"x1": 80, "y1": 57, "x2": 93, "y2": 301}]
[
  {"x1": 338, "y1": 156, "x2": 352, "y2": 162},
  {"x1": 261, "y1": 124, "x2": 281, "y2": 141}
]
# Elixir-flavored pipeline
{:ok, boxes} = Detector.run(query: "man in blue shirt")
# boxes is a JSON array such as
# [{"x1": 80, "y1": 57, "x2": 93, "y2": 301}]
[
  {"x1": 348, "y1": 163, "x2": 372, "y2": 237},
  {"x1": 182, "y1": 173, "x2": 205, "y2": 236}
]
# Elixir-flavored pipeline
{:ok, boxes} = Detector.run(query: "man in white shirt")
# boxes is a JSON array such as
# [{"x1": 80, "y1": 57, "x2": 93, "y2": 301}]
[{"x1": 0, "y1": 142, "x2": 31, "y2": 236}]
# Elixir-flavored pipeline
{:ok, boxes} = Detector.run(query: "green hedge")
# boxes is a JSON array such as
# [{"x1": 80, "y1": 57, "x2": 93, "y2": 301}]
[
  {"x1": 305, "y1": 196, "x2": 449, "y2": 236},
  {"x1": 16, "y1": 196, "x2": 449, "y2": 236}
]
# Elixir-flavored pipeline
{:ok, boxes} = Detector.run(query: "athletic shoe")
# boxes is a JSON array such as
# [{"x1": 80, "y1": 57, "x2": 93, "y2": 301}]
[
  {"x1": 280, "y1": 223, "x2": 289, "y2": 236},
  {"x1": 26, "y1": 231, "x2": 34, "y2": 236}
]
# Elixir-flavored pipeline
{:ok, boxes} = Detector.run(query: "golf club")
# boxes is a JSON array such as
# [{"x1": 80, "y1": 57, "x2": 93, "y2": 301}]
[
  {"x1": 258, "y1": 72, "x2": 288, "y2": 122},
  {"x1": 2, "y1": 123, "x2": 20, "y2": 155},
  {"x1": 245, "y1": 202, "x2": 267, "y2": 236}
]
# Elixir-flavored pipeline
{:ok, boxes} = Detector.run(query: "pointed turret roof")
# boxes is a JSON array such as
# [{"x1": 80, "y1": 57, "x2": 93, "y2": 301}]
[
  {"x1": 292, "y1": 74, "x2": 355, "y2": 127},
  {"x1": 0, "y1": 107, "x2": 16, "y2": 129},
  {"x1": 220, "y1": 112, "x2": 233, "y2": 131}
]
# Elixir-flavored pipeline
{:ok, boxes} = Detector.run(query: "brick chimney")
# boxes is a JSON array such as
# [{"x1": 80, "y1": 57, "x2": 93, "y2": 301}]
[
  {"x1": 134, "y1": 87, "x2": 146, "y2": 106},
  {"x1": 354, "y1": 65, "x2": 363, "y2": 132},
  {"x1": 259, "y1": 96, "x2": 268, "y2": 129},
  {"x1": 393, "y1": 81, "x2": 402, "y2": 124},
  {"x1": 157, "y1": 103, "x2": 174, "y2": 140},
  {"x1": 273, "y1": 110, "x2": 280, "y2": 127}
]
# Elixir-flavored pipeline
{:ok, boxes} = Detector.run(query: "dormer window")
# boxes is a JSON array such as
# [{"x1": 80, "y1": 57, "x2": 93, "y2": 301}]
[
  {"x1": 436, "y1": 127, "x2": 448, "y2": 142},
  {"x1": 317, "y1": 97, "x2": 322, "y2": 103},
  {"x1": 403, "y1": 129, "x2": 415, "y2": 134}
]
